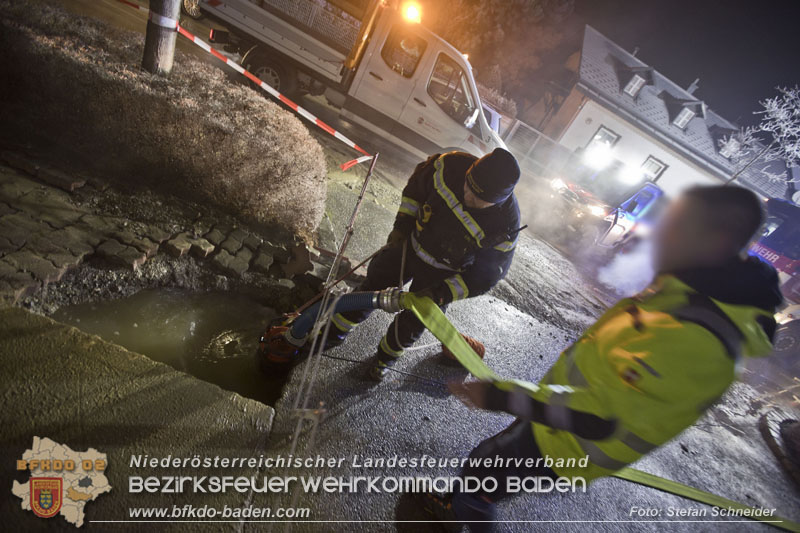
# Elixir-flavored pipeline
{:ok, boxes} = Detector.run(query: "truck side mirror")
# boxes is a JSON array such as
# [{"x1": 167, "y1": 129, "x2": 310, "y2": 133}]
[
  {"x1": 464, "y1": 108, "x2": 479, "y2": 129},
  {"x1": 625, "y1": 200, "x2": 639, "y2": 214}
]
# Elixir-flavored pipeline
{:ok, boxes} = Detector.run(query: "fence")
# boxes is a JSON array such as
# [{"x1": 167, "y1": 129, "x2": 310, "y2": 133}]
[
  {"x1": 502, "y1": 119, "x2": 573, "y2": 180},
  {"x1": 258, "y1": 0, "x2": 361, "y2": 52}
]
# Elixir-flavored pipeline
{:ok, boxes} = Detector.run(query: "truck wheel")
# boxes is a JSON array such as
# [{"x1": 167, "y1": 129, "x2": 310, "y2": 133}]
[
  {"x1": 774, "y1": 320, "x2": 800, "y2": 358},
  {"x1": 181, "y1": 0, "x2": 204, "y2": 19},
  {"x1": 244, "y1": 52, "x2": 298, "y2": 97}
]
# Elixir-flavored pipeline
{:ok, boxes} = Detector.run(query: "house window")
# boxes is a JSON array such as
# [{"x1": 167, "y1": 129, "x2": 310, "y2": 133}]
[
  {"x1": 587, "y1": 125, "x2": 620, "y2": 150},
  {"x1": 719, "y1": 137, "x2": 740, "y2": 159},
  {"x1": 381, "y1": 24, "x2": 427, "y2": 78},
  {"x1": 623, "y1": 74, "x2": 646, "y2": 97},
  {"x1": 673, "y1": 107, "x2": 695, "y2": 129},
  {"x1": 641, "y1": 156, "x2": 667, "y2": 181}
]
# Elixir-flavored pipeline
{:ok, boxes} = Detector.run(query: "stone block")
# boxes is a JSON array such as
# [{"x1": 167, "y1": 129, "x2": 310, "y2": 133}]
[
  {"x1": 204, "y1": 228, "x2": 225, "y2": 246},
  {"x1": 144, "y1": 225, "x2": 171, "y2": 244},
  {"x1": 281, "y1": 243, "x2": 313, "y2": 278},
  {"x1": 229, "y1": 228, "x2": 248, "y2": 242},
  {"x1": 115, "y1": 247, "x2": 148, "y2": 271},
  {"x1": 220, "y1": 236, "x2": 242, "y2": 255},
  {"x1": 78, "y1": 214, "x2": 120, "y2": 236},
  {"x1": 242, "y1": 234, "x2": 262, "y2": 251},
  {"x1": 4, "y1": 251, "x2": 64, "y2": 284},
  {"x1": 0, "y1": 174, "x2": 40, "y2": 201},
  {"x1": 96, "y1": 238, "x2": 127, "y2": 258},
  {"x1": 189, "y1": 238, "x2": 215, "y2": 259},
  {"x1": 211, "y1": 249, "x2": 249, "y2": 278},
  {"x1": 164, "y1": 235, "x2": 192, "y2": 257},
  {"x1": 58, "y1": 225, "x2": 101, "y2": 252},
  {"x1": 260, "y1": 241, "x2": 291, "y2": 264},
  {"x1": 251, "y1": 252, "x2": 274, "y2": 274},
  {"x1": 236, "y1": 246, "x2": 254, "y2": 264},
  {"x1": 130, "y1": 237, "x2": 159, "y2": 258}
]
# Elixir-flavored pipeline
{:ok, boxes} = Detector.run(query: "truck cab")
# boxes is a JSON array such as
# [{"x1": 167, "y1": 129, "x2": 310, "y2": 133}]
[
  {"x1": 187, "y1": 0, "x2": 504, "y2": 159},
  {"x1": 343, "y1": 13, "x2": 502, "y2": 158}
]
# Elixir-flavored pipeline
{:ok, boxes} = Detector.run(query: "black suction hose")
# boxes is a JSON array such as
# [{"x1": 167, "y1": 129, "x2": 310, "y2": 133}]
[{"x1": 289, "y1": 289, "x2": 403, "y2": 341}]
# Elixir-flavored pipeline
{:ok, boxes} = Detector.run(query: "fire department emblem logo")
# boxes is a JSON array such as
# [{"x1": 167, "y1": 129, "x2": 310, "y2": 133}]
[{"x1": 30, "y1": 478, "x2": 62, "y2": 519}]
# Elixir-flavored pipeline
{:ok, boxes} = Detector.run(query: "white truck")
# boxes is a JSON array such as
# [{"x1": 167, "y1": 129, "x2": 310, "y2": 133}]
[{"x1": 181, "y1": 0, "x2": 505, "y2": 159}]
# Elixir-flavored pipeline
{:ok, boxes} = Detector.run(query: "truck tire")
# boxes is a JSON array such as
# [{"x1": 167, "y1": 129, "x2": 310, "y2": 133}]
[
  {"x1": 244, "y1": 51, "x2": 298, "y2": 97},
  {"x1": 181, "y1": 0, "x2": 204, "y2": 19}
]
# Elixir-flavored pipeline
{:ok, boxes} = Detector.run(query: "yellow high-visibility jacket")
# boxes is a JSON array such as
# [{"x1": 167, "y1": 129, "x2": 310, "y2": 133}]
[{"x1": 490, "y1": 273, "x2": 776, "y2": 482}]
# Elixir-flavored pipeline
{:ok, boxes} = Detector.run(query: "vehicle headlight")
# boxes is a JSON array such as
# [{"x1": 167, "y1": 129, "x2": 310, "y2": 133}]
[
  {"x1": 634, "y1": 223, "x2": 652, "y2": 237},
  {"x1": 550, "y1": 178, "x2": 566, "y2": 190},
  {"x1": 588, "y1": 205, "x2": 606, "y2": 217}
]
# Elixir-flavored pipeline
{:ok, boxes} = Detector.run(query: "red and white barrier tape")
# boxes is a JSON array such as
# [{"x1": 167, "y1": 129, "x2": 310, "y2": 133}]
[
  {"x1": 116, "y1": 0, "x2": 372, "y2": 170},
  {"x1": 115, "y1": 0, "x2": 147, "y2": 12},
  {"x1": 339, "y1": 155, "x2": 374, "y2": 171}
]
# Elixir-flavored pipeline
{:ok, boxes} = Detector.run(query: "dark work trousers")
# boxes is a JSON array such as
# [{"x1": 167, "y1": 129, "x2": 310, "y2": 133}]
[
  {"x1": 328, "y1": 243, "x2": 452, "y2": 365},
  {"x1": 452, "y1": 419, "x2": 558, "y2": 532}
]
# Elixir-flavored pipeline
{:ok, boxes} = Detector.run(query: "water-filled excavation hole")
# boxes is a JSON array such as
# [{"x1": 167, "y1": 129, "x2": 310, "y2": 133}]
[{"x1": 53, "y1": 288, "x2": 285, "y2": 405}]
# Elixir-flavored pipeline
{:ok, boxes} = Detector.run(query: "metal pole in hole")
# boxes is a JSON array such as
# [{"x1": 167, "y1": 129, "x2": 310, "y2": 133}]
[
  {"x1": 325, "y1": 153, "x2": 380, "y2": 287},
  {"x1": 281, "y1": 156, "x2": 381, "y2": 533},
  {"x1": 291, "y1": 152, "x2": 380, "y2": 410}
]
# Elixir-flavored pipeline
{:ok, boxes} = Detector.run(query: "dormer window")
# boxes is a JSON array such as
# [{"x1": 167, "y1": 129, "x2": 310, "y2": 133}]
[
  {"x1": 623, "y1": 74, "x2": 646, "y2": 97},
  {"x1": 719, "y1": 137, "x2": 740, "y2": 159},
  {"x1": 673, "y1": 107, "x2": 695, "y2": 129}
]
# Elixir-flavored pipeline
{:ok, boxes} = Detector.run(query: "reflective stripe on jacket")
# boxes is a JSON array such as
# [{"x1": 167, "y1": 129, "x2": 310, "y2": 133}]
[{"x1": 392, "y1": 152, "x2": 521, "y2": 302}]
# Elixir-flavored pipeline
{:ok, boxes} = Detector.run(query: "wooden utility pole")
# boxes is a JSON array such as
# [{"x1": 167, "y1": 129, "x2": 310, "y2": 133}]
[{"x1": 142, "y1": 0, "x2": 181, "y2": 76}]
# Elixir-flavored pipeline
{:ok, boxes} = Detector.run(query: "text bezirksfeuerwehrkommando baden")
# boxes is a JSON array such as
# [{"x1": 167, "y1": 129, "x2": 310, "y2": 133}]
[{"x1": 127, "y1": 454, "x2": 590, "y2": 495}]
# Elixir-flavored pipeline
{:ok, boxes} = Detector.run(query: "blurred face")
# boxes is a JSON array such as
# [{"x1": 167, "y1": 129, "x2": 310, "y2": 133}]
[
  {"x1": 653, "y1": 197, "x2": 736, "y2": 273},
  {"x1": 463, "y1": 180, "x2": 495, "y2": 210}
]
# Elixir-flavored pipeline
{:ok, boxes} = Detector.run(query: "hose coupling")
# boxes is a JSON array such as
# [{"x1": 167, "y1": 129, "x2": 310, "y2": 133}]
[
  {"x1": 283, "y1": 328, "x2": 307, "y2": 347},
  {"x1": 377, "y1": 288, "x2": 405, "y2": 313}
]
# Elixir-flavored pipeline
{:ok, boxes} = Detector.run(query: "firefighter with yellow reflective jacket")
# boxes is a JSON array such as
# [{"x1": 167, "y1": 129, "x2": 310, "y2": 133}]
[
  {"x1": 322, "y1": 148, "x2": 522, "y2": 381},
  {"x1": 420, "y1": 185, "x2": 783, "y2": 531}
]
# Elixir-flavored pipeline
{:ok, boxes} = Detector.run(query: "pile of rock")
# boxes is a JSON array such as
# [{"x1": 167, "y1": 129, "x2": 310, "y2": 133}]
[{"x1": 0, "y1": 152, "x2": 363, "y2": 309}]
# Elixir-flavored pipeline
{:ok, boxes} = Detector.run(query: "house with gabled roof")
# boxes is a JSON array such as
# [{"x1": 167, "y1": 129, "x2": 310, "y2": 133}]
[{"x1": 524, "y1": 25, "x2": 794, "y2": 202}]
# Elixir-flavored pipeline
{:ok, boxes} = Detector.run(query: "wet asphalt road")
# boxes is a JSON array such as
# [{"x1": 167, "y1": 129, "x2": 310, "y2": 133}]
[{"x1": 260, "y1": 298, "x2": 799, "y2": 532}]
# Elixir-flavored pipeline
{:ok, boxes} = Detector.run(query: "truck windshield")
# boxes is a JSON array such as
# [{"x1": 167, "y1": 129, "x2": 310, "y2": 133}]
[
  {"x1": 428, "y1": 53, "x2": 476, "y2": 124},
  {"x1": 381, "y1": 25, "x2": 426, "y2": 78}
]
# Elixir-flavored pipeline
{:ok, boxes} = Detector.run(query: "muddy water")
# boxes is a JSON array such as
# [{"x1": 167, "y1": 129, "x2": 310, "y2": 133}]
[{"x1": 52, "y1": 289, "x2": 286, "y2": 405}]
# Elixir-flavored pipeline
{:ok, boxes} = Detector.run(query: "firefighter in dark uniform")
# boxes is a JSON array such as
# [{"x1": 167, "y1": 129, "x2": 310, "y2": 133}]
[{"x1": 324, "y1": 148, "x2": 522, "y2": 380}]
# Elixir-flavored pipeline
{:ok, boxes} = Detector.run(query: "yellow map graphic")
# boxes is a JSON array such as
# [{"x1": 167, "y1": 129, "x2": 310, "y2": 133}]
[{"x1": 12, "y1": 437, "x2": 111, "y2": 527}]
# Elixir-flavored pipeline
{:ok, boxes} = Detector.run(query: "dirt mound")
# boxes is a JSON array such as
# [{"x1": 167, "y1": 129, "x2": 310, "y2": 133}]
[{"x1": 0, "y1": 0, "x2": 326, "y2": 238}]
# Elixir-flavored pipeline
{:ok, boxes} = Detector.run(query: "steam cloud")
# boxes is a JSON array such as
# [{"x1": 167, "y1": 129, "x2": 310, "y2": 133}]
[{"x1": 597, "y1": 239, "x2": 655, "y2": 296}]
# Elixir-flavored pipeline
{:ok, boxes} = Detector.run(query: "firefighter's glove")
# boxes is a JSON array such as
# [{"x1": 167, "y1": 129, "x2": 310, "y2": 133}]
[
  {"x1": 414, "y1": 286, "x2": 452, "y2": 307},
  {"x1": 386, "y1": 229, "x2": 407, "y2": 248}
]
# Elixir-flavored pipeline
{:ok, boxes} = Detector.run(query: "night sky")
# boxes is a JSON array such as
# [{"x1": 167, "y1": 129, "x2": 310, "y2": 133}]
[{"x1": 575, "y1": 0, "x2": 800, "y2": 127}]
